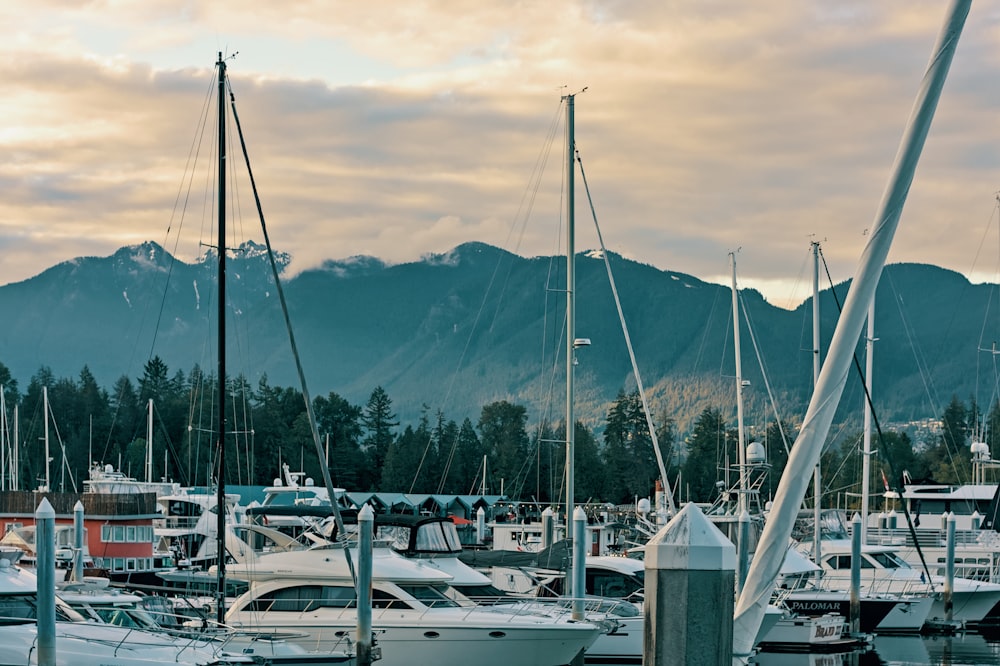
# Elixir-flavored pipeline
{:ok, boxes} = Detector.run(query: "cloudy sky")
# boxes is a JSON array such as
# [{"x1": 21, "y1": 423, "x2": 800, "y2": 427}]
[{"x1": 2, "y1": 1, "x2": 998, "y2": 309}]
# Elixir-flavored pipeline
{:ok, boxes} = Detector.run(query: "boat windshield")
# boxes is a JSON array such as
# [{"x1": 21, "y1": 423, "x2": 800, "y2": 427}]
[
  {"x1": 0, "y1": 593, "x2": 86, "y2": 624},
  {"x1": 586, "y1": 569, "x2": 644, "y2": 599},
  {"x1": 871, "y1": 551, "x2": 909, "y2": 569},
  {"x1": 397, "y1": 583, "x2": 460, "y2": 608},
  {"x1": 414, "y1": 522, "x2": 462, "y2": 552}
]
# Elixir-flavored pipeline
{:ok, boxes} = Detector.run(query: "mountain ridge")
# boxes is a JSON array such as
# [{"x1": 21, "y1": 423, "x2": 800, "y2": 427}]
[{"x1": 0, "y1": 241, "x2": 991, "y2": 435}]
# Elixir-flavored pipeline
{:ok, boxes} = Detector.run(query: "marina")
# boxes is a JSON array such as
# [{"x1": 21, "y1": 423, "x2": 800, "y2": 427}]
[{"x1": 2, "y1": 1, "x2": 1000, "y2": 665}]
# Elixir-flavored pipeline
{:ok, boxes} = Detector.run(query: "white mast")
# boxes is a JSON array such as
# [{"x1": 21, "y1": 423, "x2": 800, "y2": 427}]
[
  {"x1": 731, "y1": 252, "x2": 748, "y2": 515},
  {"x1": 0, "y1": 386, "x2": 5, "y2": 492},
  {"x1": 812, "y1": 241, "x2": 822, "y2": 562},
  {"x1": 43, "y1": 386, "x2": 50, "y2": 492},
  {"x1": 733, "y1": 1, "x2": 970, "y2": 654},
  {"x1": 12, "y1": 405, "x2": 18, "y2": 491},
  {"x1": 564, "y1": 91, "x2": 576, "y2": 528},
  {"x1": 562, "y1": 90, "x2": 589, "y2": 621},
  {"x1": 146, "y1": 398, "x2": 154, "y2": 484},
  {"x1": 861, "y1": 301, "x2": 876, "y2": 544}
]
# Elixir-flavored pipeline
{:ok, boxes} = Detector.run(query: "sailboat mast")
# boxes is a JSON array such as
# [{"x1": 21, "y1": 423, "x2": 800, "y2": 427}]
[
  {"x1": 861, "y1": 301, "x2": 875, "y2": 544},
  {"x1": 731, "y1": 253, "x2": 748, "y2": 515},
  {"x1": 0, "y1": 386, "x2": 5, "y2": 492},
  {"x1": 12, "y1": 405, "x2": 18, "y2": 491},
  {"x1": 215, "y1": 51, "x2": 228, "y2": 627},
  {"x1": 564, "y1": 92, "x2": 576, "y2": 525},
  {"x1": 146, "y1": 399, "x2": 153, "y2": 484},
  {"x1": 812, "y1": 241, "x2": 822, "y2": 562},
  {"x1": 44, "y1": 386, "x2": 50, "y2": 492}
]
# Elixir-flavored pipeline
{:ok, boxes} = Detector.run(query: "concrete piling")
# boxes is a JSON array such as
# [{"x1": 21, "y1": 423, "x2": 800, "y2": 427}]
[
  {"x1": 643, "y1": 503, "x2": 734, "y2": 666},
  {"x1": 37, "y1": 498, "x2": 56, "y2": 666},
  {"x1": 357, "y1": 504, "x2": 374, "y2": 666}
]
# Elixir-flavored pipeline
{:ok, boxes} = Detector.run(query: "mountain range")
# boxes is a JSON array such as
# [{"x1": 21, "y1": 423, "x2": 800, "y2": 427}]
[{"x1": 1, "y1": 241, "x2": 994, "y2": 438}]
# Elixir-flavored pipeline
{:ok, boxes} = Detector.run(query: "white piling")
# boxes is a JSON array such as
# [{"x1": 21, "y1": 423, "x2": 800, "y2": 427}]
[
  {"x1": 850, "y1": 513, "x2": 861, "y2": 635},
  {"x1": 476, "y1": 506, "x2": 486, "y2": 545},
  {"x1": 36, "y1": 498, "x2": 56, "y2": 666},
  {"x1": 541, "y1": 507, "x2": 554, "y2": 550},
  {"x1": 644, "y1": 503, "x2": 734, "y2": 666},
  {"x1": 572, "y1": 506, "x2": 587, "y2": 620},
  {"x1": 73, "y1": 500, "x2": 85, "y2": 583},
  {"x1": 357, "y1": 504, "x2": 374, "y2": 666}
]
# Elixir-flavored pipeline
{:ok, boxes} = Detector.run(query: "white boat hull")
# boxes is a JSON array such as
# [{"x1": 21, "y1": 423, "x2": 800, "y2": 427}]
[{"x1": 228, "y1": 605, "x2": 598, "y2": 666}]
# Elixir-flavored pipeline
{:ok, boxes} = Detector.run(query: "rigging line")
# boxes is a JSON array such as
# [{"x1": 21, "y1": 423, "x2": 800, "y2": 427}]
[
  {"x1": 819, "y1": 250, "x2": 935, "y2": 588},
  {"x1": 692, "y1": 282, "x2": 725, "y2": 377},
  {"x1": 976, "y1": 197, "x2": 1000, "y2": 416},
  {"x1": 45, "y1": 399, "x2": 77, "y2": 493},
  {"x1": 100, "y1": 68, "x2": 218, "y2": 467},
  {"x1": 429, "y1": 102, "x2": 564, "y2": 495},
  {"x1": 151, "y1": 401, "x2": 190, "y2": 487},
  {"x1": 485, "y1": 102, "x2": 564, "y2": 334},
  {"x1": 575, "y1": 146, "x2": 675, "y2": 515},
  {"x1": 737, "y1": 289, "x2": 791, "y2": 456},
  {"x1": 226, "y1": 83, "x2": 358, "y2": 586},
  {"x1": 882, "y1": 271, "x2": 940, "y2": 416}
]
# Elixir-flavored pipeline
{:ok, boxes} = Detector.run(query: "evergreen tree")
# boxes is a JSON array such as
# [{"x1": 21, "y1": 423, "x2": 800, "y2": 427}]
[
  {"x1": 600, "y1": 390, "x2": 668, "y2": 504},
  {"x1": 681, "y1": 406, "x2": 729, "y2": 502},
  {"x1": 573, "y1": 422, "x2": 604, "y2": 503},
  {"x1": 940, "y1": 394, "x2": 969, "y2": 454},
  {"x1": 451, "y1": 418, "x2": 483, "y2": 494},
  {"x1": 314, "y1": 391, "x2": 364, "y2": 489},
  {"x1": 361, "y1": 386, "x2": 398, "y2": 490},
  {"x1": 477, "y1": 401, "x2": 529, "y2": 497},
  {"x1": 0, "y1": 362, "x2": 20, "y2": 404}
]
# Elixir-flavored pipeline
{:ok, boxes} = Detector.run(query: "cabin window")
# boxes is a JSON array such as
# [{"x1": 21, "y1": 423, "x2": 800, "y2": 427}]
[
  {"x1": 0, "y1": 594, "x2": 35, "y2": 620},
  {"x1": 587, "y1": 570, "x2": 642, "y2": 598},
  {"x1": 827, "y1": 555, "x2": 874, "y2": 570},
  {"x1": 126, "y1": 526, "x2": 136, "y2": 542},
  {"x1": 250, "y1": 585, "x2": 325, "y2": 613},
  {"x1": 101, "y1": 526, "x2": 111, "y2": 542},
  {"x1": 113, "y1": 526, "x2": 125, "y2": 542},
  {"x1": 371, "y1": 589, "x2": 413, "y2": 610},
  {"x1": 869, "y1": 552, "x2": 902, "y2": 569},
  {"x1": 317, "y1": 586, "x2": 356, "y2": 608}
]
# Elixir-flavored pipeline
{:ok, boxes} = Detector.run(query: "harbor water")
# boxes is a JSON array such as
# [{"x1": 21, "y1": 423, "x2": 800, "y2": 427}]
[
  {"x1": 585, "y1": 629, "x2": 1000, "y2": 666},
  {"x1": 750, "y1": 630, "x2": 1000, "y2": 666}
]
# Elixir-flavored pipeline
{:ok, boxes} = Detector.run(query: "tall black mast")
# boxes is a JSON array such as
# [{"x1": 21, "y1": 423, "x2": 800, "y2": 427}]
[{"x1": 215, "y1": 51, "x2": 228, "y2": 627}]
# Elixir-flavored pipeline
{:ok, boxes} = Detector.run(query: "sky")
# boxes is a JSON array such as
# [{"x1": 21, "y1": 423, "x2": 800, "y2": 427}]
[{"x1": 3, "y1": 1, "x2": 1000, "y2": 310}]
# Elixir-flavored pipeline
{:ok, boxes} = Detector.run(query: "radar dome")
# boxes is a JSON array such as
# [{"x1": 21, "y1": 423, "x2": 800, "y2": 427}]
[
  {"x1": 637, "y1": 498, "x2": 651, "y2": 514},
  {"x1": 746, "y1": 441, "x2": 766, "y2": 465}
]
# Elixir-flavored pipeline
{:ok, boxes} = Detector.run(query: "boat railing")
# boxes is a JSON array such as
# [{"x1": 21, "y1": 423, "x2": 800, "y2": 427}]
[
  {"x1": 236, "y1": 591, "x2": 615, "y2": 629},
  {"x1": 87, "y1": 603, "x2": 359, "y2": 659},
  {"x1": 815, "y1": 573, "x2": 932, "y2": 598},
  {"x1": 865, "y1": 525, "x2": 985, "y2": 548}
]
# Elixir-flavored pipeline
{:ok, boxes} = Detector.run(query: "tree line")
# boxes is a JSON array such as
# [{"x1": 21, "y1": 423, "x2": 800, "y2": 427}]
[
  {"x1": 1, "y1": 357, "x2": 989, "y2": 509},
  {"x1": 0, "y1": 358, "x2": 675, "y2": 505}
]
